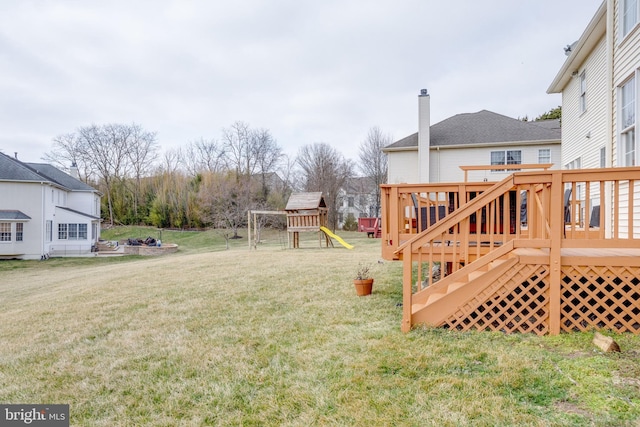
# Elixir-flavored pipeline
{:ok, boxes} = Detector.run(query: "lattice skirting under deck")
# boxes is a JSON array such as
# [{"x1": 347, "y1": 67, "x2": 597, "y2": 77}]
[{"x1": 442, "y1": 263, "x2": 640, "y2": 335}]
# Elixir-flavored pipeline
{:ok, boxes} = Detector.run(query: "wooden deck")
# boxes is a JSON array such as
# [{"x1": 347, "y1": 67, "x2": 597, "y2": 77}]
[{"x1": 381, "y1": 167, "x2": 640, "y2": 335}]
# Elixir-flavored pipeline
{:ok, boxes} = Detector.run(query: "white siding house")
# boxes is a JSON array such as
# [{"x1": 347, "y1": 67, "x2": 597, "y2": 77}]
[
  {"x1": 547, "y1": 0, "x2": 640, "y2": 236},
  {"x1": 384, "y1": 91, "x2": 562, "y2": 184},
  {"x1": 548, "y1": 2, "x2": 608, "y2": 170},
  {"x1": 337, "y1": 177, "x2": 378, "y2": 229},
  {"x1": 0, "y1": 153, "x2": 101, "y2": 259}
]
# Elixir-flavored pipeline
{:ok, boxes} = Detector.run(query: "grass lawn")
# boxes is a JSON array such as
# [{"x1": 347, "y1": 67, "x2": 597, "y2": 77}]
[{"x1": 0, "y1": 227, "x2": 639, "y2": 426}]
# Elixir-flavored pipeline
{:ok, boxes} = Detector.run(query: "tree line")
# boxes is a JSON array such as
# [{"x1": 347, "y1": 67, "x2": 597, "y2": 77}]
[{"x1": 43, "y1": 122, "x2": 389, "y2": 235}]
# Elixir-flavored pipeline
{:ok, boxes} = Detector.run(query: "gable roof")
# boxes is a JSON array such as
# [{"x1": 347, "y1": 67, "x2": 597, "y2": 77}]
[
  {"x1": 0, "y1": 210, "x2": 31, "y2": 220},
  {"x1": 0, "y1": 152, "x2": 98, "y2": 193},
  {"x1": 285, "y1": 192, "x2": 326, "y2": 211},
  {"x1": 57, "y1": 206, "x2": 100, "y2": 220},
  {"x1": 385, "y1": 110, "x2": 561, "y2": 150},
  {"x1": 547, "y1": 1, "x2": 606, "y2": 94},
  {"x1": 0, "y1": 152, "x2": 49, "y2": 182},
  {"x1": 342, "y1": 176, "x2": 378, "y2": 194},
  {"x1": 24, "y1": 163, "x2": 97, "y2": 192}
]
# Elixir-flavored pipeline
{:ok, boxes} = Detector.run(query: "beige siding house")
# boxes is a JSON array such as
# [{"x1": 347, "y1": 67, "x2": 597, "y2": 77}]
[{"x1": 384, "y1": 91, "x2": 562, "y2": 184}]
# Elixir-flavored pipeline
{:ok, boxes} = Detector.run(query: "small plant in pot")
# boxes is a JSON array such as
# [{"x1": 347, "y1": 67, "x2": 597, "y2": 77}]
[{"x1": 353, "y1": 263, "x2": 374, "y2": 296}]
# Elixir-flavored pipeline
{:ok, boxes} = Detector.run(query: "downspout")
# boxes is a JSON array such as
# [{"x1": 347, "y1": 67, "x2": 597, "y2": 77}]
[
  {"x1": 606, "y1": 0, "x2": 614, "y2": 238},
  {"x1": 607, "y1": 0, "x2": 614, "y2": 168},
  {"x1": 41, "y1": 183, "x2": 46, "y2": 259},
  {"x1": 437, "y1": 146, "x2": 441, "y2": 182}
]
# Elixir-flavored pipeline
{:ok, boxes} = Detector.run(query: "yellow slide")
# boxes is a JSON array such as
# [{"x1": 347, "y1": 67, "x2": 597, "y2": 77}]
[{"x1": 320, "y1": 226, "x2": 354, "y2": 249}]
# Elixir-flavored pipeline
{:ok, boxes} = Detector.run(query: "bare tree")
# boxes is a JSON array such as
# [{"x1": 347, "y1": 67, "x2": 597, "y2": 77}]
[
  {"x1": 222, "y1": 121, "x2": 253, "y2": 176},
  {"x1": 198, "y1": 171, "x2": 252, "y2": 243},
  {"x1": 296, "y1": 142, "x2": 353, "y2": 230},
  {"x1": 181, "y1": 138, "x2": 225, "y2": 176},
  {"x1": 159, "y1": 148, "x2": 182, "y2": 175},
  {"x1": 76, "y1": 123, "x2": 133, "y2": 225},
  {"x1": 358, "y1": 126, "x2": 390, "y2": 217},
  {"x1": 251, "y1": 128, "x2": 283, "y2": 201},
  {"x1": 127, "y1": 124, "x2": 159, "y2": 223},
  {"x1": 42, "y1": 132, "x2": 96, "y2": 183}
]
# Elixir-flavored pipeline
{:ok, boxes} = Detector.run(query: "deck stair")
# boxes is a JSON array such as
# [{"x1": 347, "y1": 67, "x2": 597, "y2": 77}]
[{"x1": 410, "y1": 241, "x2": 518, "y2": 327}]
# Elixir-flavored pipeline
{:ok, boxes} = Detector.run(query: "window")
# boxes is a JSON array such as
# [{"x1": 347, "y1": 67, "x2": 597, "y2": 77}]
[
  {"x1": 620, "y1": 77, "x2": 636, "y2": 166},
  {"x1": 491, "y1": 150, "x2": 521, "y2": 172},
  {"x1": 491, "y1": 151, "x2": 505, "y2": 171},
  {"x1": 348, "y1": 197, "x2": 354, "y2": 208},
  {"x1": 580, "y1": 71, "x2": 587, "y2": 113},
  {"x1": 623, "y1": 0, "x2": 639, "y2": 37},
  {"x1": 538, "y1": 148, "x2": 551, "y2": 164},
  {"x1": 0, "y1": 223, "x2": 11, "y2": 242},
  {"x1": 16, "y1": 223, "x2": 23, "y2": 242},
  {"x1": 46, "y1": 220, "x2": 52, "y2": 243},
  {"x1": 565, "y1": 157, "x2": 581, "y2": 170},
  {"x1": 68, "y1": 224, "x2": 78, "y2": 240},
  {"x1": 78, "y1": 224, "x2": 87, "y2": 240},
  {"x1": 58, "y1": 223, "x2": 88, "y2": 240},
  {"x1": 600, "y1": 146, "x2": 606, "y2": 168},
  {"x1": 58, "y1": 224, "x2": 68, "y2": 240}
]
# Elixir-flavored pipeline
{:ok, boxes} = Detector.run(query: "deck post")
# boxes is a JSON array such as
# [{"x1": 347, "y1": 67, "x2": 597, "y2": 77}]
[
  {"x1": 402, "y1": 248, "x2": 413, "y2": 332},
  {"x1": 549, "y1": 172, "x2": 563, "y2": 335}
]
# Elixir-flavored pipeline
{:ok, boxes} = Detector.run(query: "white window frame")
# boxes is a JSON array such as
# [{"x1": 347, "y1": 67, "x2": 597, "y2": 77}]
[
  {"x1": 538, "y1": 148, "x2": 551, "y2": 164},
  {"x1": 58, "y1": 223, "x2": 68, "y2": 240},
  {"x1": 622, "y1": 0, "x2": 639, "y2": 39},
  {"x1": 491, "y1": 150, "x2": 521, "y2": 172},
  {"x1": 619, "y1": 75, "x2": 637, "y2": 166},
  {"x1": 490, "y1": 151, "x2": 506, "y2": 172},
  {"x1": 16, "y1": 223, "x2": 23, "y2": 242},
  {"x1": 46, "y1": 220, "x2": 52, "y2": 243},
  {"x1": 565, "y1": 157, "x2": 582, "y2": 170},
  {"x1": 78, "y1": 224, "x2": 87, "y2": 240},
  {"x1": 580, "y1": 71, "x2": 587, "y2": 113},
  {"x1": 58, "y1": 223, "x2": 88, "y2": 241},
  {"x1": 0, "y1": 223, "x2": 11, "y2": 242}
]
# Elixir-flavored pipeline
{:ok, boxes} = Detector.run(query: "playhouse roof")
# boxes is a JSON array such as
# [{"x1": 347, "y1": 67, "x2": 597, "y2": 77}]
[{"x1": 285, "y1": 192, "x2": 326, "y2": 211}]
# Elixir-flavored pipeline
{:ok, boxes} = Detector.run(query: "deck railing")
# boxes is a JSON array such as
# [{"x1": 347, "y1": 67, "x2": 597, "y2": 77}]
[
  {"x1": 382, "y1": 167, "x2": 640, "y2": 333},
  {"x1": 382, "y1": 167, "x2": 640, "y2": 260}
]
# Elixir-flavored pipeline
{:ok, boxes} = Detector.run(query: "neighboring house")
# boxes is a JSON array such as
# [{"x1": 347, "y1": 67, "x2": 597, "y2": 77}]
[
  {"x1": 383, "y1": 90, "x2": 562, "y2": 184},
  {"x1": 0, "y1": 152, "x2": 102, "y2": 259},
  {"x1": 337, "y1": 177, "x2": 378, "y2": 228}
]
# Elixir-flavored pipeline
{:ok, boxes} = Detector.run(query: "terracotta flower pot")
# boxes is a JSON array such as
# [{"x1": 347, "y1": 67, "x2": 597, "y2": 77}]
[{"x1": 353, "y1": 278, "x2": 374, "y2": 296}]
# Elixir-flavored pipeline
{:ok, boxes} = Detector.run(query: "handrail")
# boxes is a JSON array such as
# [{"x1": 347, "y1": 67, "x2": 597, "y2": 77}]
[
  {"x1": 395, "y1": 175, "x2": 516, "y2": 255},
  {"x1": 460, "y1": 163, "x2": 553, "y2": 182}
]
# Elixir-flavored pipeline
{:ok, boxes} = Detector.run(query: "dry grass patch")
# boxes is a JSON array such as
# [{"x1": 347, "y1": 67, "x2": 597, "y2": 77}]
[{"x1": 0, "y1": 230, "x2": 639, "y2": 425}]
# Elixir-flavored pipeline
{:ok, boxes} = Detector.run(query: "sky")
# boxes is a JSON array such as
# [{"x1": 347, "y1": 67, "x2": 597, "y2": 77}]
[{"x1": 0, "y1": 0, "x2": 604, "y2": 164}]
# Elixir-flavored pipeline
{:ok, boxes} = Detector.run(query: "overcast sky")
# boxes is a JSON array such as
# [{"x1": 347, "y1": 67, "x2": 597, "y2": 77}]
[{"x1": 1, "y1": 1, "x2": 603, "y2": 164}]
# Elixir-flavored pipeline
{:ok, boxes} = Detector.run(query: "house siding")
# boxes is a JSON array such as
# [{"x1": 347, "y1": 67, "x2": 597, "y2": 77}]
[
  {"x1": 0, "y1": 182, "x2": 45, "y2": 259},
  {"x1": 613, "y1": 0, "x2": 640, "y2": 166},
  {"x1": 430, "y1": 144, "x2": 561, "y2": 183},
  {"x1": 562, "y1": 34, "x2": 609, "y2": 170},
  {"x1": 0, "y1": 153, "x2": 102, "y2": 259},
  {"x1": 387, "y1": 150, "x2": 419, "y2": 184}
]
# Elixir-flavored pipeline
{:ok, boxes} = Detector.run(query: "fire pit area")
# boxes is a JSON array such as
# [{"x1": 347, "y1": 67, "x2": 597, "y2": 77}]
[{"x1": 123, "y1": 237, "x2": 178, "y2": 256}]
